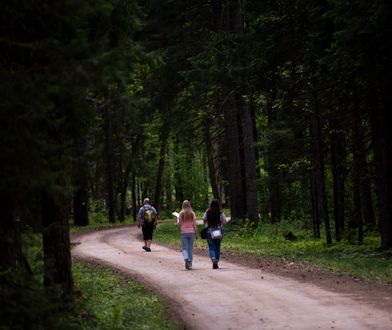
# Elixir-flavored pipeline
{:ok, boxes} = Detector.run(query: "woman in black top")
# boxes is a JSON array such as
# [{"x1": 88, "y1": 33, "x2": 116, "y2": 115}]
[{"x1": 203, "y1": 199, "x2": 228, "y2": 269}]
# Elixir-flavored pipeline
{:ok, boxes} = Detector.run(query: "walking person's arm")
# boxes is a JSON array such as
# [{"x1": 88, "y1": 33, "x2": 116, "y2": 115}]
[{"x1": 220, "y1": 212, "x2": 228, "y2": 225}]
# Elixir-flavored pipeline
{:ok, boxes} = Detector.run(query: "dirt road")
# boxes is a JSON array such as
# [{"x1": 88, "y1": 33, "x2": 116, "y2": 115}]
[{"x1": 71, "y1": 226, "x2": 392, "y2": 330}]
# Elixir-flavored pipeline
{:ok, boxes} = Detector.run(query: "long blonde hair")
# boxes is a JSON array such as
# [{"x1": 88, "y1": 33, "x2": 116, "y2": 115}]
[{"x1": 181, "y1": 200, "x2": 193, "y2": 222}]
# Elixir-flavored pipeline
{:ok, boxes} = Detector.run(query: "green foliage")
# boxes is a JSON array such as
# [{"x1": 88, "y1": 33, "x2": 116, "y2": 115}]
[
  {"x1": 22, "y1": 230, "x2": 44, "y2": 278},
  {"x1": 73, "y1": 261, "x2": 180, "y2": 330}
]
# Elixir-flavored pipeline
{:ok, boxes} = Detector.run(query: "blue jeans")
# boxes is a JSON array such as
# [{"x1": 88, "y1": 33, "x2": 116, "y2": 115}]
[
  {"x1": 181, "y1": 232, "x2": 195, "y2": 262},
  {"x1": 207, "y1": 230, "x2": 222, "y2": 261}
]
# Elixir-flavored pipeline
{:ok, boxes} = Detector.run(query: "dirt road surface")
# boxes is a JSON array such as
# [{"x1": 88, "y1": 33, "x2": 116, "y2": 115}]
[{"x1": 71, "y1": 226, "x2": 392, "y2": 330}]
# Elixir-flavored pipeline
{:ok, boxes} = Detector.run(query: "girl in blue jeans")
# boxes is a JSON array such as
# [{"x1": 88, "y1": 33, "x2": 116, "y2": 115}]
[
  {"x1": 203, "y1": 199, "x2": 228, "y2": 269},
  {"x1": 178, "y1": 200, "x2": 198, "y2": 270}
]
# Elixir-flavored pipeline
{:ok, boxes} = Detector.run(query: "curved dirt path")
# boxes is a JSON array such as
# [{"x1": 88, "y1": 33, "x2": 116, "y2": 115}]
[{"x1": 71, "y1": 226, "x2": 392, "y2": 330}]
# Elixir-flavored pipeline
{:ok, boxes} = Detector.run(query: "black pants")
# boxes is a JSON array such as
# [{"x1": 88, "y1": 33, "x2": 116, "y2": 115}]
[{"x1": 142, "y1": 222, "x2": 154, "y2": 241}]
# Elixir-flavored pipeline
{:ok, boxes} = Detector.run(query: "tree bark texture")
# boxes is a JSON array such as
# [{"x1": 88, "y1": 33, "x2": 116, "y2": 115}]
[
  {"x1": 118, "y1": 162, "x2": 131, "y2": 222},
  {"x1": 204, "y1": 116, "x2": 220, "y2": 202},
  {"x1": 351, "y1": 100, "x2": 371, "y2": 243},
  {"x1": 311, "y1": 93, "x2": 332, "y2": 244},
  {"x1": 131, "y1": 174, "x2": 137, "y2": 222},
  {"x1": 330, "y1": 116, "x2": 346, "y2": 241},
  {"x1": 359, "y1": 166, "x2": 376, "y2": 227},
  {"x1": 73, "y1": 186, "x2": 89, "y2": 226},
  {"x1": 223, "y1": 94, "x2": 244, "y2": 218},
  {"x1": 41, "y1": 191, "x2": 73, "y2": 296},
  {"x1": 372, "y1": 0, "x2": 392, "y2": 250},
  {"x1": 241, "y1": 101, "x2": 259, "y2": 223},
  {"x1": 104, "y1": 107, "x2": 116, "y2": 223},
  {"x1": 212, "y1": 0, "x2": 259, "y2": 220},
  {"x1": 310, "y1": 173, "x2": 321, "y2": 239},
  {"x1": 266, "y1": 94, "x2": 282, "y2": 223},
  {"x1": 154, "y1": 126, "x2": 169, "y2": 212}
]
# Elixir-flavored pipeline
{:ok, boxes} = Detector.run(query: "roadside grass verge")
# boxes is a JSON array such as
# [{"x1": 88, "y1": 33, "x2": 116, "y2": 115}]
[
  {"x1": 70, "y1": 211, "x2": 132, "y2": 234},
  {"x1": 17, "y1": 223, "x2": 180, "y2": 329},
  {"x1": 72, "y1": 260, "x2": 181, "y2": 330},
  {"x1": 154, "y1": 218, "x2": 392, "y2": 284}
]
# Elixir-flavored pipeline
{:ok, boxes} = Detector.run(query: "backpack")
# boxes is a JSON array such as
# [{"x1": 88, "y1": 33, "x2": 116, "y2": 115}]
[{"x1": 144, "y1": 208, "x2": 154, "y2": 223}]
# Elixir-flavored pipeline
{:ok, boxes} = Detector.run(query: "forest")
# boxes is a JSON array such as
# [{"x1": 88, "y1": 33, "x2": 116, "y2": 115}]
[{"x1": 1, "y1": 0, "x2": 391, "y2": 327}]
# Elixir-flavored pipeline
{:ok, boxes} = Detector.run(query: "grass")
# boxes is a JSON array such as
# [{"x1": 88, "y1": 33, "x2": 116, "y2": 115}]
[
  {"x1": 72, "y1": 261, "x2": 181, "y2": 330},
  {"x1": 153, "y1": 218, "x2": 392, "y2": 284},
  {"x1": 70, "y1": 211, "x2": 130, "y2": 234},
  {"x1": 16, "y1": 222, "x2": 180, "y2": 330},
  {"x1": 70, "y1": 214, "x2": 181, "y2": 329}
]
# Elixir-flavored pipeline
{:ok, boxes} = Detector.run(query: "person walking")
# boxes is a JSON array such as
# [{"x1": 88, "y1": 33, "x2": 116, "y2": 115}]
[
  {"x1": 138, "y1": 198, "x2": 157, "y2": 252},
  {"x1": 203, "y1": 199, "x2": 227, "y2": 269},
  {"x1": 178, "y1": 200, "x2": 198, "y2": 270}
]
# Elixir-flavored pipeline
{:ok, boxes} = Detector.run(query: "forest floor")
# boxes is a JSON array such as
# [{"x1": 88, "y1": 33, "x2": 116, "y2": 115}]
[{"x1": 71, "y1": 225, "x2": 392, "y2": 330}]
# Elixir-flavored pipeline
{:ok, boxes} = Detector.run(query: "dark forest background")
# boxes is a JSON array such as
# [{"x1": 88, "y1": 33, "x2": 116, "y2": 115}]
[{"x1": 1, "y1": 0, "x2": 391, "y2": 327}]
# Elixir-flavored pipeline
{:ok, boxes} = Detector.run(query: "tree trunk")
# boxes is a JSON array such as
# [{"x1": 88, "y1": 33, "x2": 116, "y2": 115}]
[
  {"x1": 72, "y1": 120, "x2": 89, "y2": 226},
  {"x1": 216, "y1": 137, "x2": 228, "y2": 207},
  {"x1": 223, "y1": 93, "x2": 244, "y2": 219},
  {"x1": 371, "y1": 0, "x2": 392, "y2": 250},
  {"x1": 73, "y1": 185, "x2": 89, "y2": 226},
  {"x1": 41, "y1": 190, "x2": 73, "y2": 297},
  {"x1": 351, "y1": 107, "x2": 363, "y2": 243},
  {"x1": 352, "y1": 92, "x2": 373, "y2": 243},
  {"x1": 310, "y1": 173, "x2": 321, "y2": 239},
  {"x1": 330, "y1": 116, "x2": 346, "y2": 241},
  {"x1": 241, "y1": 101, "x2": 259, "y2": 223},
  {"x1": 154, "y1": 126, "x2": 169, "y2": 212},
  {"x1": 131, "y1": 173, "x2": 137, "y2": 222},
  {"x1": 269, "y1": 168, "x2": 281, "y2": 223},
  {"x1": 265, "y1": 93, "x2": 281, "y2": 223},
  {"x1": 204, "y1": 116, "x2": 220, "y2": 201},
  {"x1": 104, "y1": 107, "x2": 116, "y2": 223},
  {"x1": 359, "y1": 165, "x2": 376, "y2": 227},
  {"x1": 213, "y1": 0, "x2": 259, "y2": 220},
  {"x1": 119, "y1": 162, "x2": 131, "y2": 222},
  {"x1": 311, "y1": 93, "x2": 332, "y2": 244},
  {"x1": 164, "y1": 174, "x2": 174, "y2": 211}
]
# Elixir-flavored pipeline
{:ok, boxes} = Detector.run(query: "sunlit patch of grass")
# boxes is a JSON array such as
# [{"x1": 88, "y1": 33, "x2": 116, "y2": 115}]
[{"x1": 73, "y1": 261, "x2": 181, "y2": 329}]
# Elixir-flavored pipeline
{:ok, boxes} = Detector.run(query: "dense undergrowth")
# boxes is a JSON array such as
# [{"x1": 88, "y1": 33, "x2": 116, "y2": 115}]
[{"x1": 154, "y1": 217, "x2": 392, "y2": 284}]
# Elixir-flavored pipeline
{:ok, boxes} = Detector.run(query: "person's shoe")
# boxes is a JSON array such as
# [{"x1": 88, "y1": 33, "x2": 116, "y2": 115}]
[
  {"x1": 142, "y1": 246, "x2": 148, "y2": 251},
  {"x1": 146, "y1": 247, "x2": 151, "y2": 252},
  {"x1": 185, "y1": 259, "x2": 190, "y2": 270},
  {"x1": 212, "y1": 260, "x2": 219, "y2": 269}
]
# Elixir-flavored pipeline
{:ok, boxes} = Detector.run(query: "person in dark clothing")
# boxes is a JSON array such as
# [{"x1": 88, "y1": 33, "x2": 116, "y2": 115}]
[
  {"x1": 203, "y1": 199, "x2": 227, "y2": 269},
  {"x1": 138, "y1": 198, "x2": 157, "y2": 252}
]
